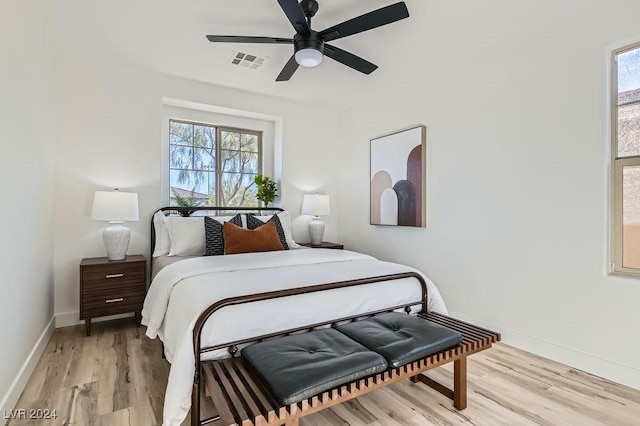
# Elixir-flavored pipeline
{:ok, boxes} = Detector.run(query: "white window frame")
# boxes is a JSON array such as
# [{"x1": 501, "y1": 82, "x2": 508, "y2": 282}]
[
  {"x1": 161, "y1": 104, "x2": 275, "y2": 208},
  {"x1": 169, "y1": 118, "x2": 263, "y2": 207},
  {"x1": 611, "y1": 41, "x2": 640, "y2": 276}
]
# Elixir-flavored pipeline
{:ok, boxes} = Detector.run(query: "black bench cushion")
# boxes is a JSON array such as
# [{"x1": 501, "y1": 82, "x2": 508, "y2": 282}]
[
  {"x1": 336, "y1": 312, "x2": 463, "y2": 368},
  {"x1": 241, "y1": 328, "x2": 388, "y2": 405}
]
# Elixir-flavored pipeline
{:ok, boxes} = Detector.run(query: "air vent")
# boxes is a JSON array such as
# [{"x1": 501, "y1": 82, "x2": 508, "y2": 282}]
[{"x1": 230, "y1": 52, "x2": 267, "y2": 70}]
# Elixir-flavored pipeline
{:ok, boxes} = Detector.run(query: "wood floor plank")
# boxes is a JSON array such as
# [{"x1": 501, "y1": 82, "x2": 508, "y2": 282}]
[
  {"x1": 8, "y1": 319, "x2": 640, "y2": 426},
  {"x1": 98, "y1": 405, "x2": 157, "y2": 426}
]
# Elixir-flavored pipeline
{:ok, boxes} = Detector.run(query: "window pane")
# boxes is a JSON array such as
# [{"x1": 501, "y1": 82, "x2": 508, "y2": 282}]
[
  {"x1": 221, "y1": 149, "x2": 240, "y2": 172},
  {"x1": 169, "y1": 169, "x2": 213, "y2": 200},
  {"x1": 241, "y1": 133, "x2": 259, "y2": 152},
  {"x1": 193, "y1": 148, "x2": 216, "y2": 171},
  {"x1": 618, "y1": 48, "x2": 640, "y2": 95},
  {"x1": 221, "y1": 150, "x2": 259, "y2": 173},
  {"x1": 170, "y1": 145, "x2": 192, "y2": 169},
  {"x1": 194, "y1": 125, "x2": 215, "y2": 149},
  {"x1": 623, "y1": 165, "x2": 640, "y2": 269},
  {"x1": 618, "y1": 102, "x2": 640, "y2": 158},
  {"x1": 221, "y1": 131, "x2": 241, "y2": 150},
  {"x1": 220, "y1": 173, "x2": 257, "y2": 207},
  {"x1": 241, "y1": 151, "x2": 259, "y2": 172},
  {"x1": 170, "y1": 121, "x2": 193, "y2": 146},
  {"x1": 202, "y1": 174, "x2": 216, "y2": 206},
  {"x1": 617, "y1": 47, "x2": 640, "y2": 157}
]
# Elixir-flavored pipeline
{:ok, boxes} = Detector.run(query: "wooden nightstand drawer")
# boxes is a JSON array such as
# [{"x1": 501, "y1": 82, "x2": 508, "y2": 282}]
[
  {"x1": 79, "y1": 255, "x2": 147, "y2": 336},
  {"x1": 82, "y1": 285, "x2": 144, "y2": 305},
  {"x1": 81, "y1": 286, "x2": 145, "y2": 318},
  {"x1": 82, "y1": 298, "x2": 144, "y2": 318},
  {"x1": 82, "y1": 262, "x2": 145, "y2": 288}
]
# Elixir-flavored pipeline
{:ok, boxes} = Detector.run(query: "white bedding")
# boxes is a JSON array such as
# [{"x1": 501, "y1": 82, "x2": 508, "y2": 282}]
[{"x1": 141, "y1": 249, "x2": 447, "y2": 426}]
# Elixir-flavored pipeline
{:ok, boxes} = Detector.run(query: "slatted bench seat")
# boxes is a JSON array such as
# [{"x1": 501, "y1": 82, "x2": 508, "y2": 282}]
[
  {"x1": 191, "y1": 273, "x2": 501, "y2": 426},
  {"x1": 198, "y1": 312, "x2": 500, "y2": 426},
  {"x1": 242, "y1": 328, "x2": 389, "y2": 405}
]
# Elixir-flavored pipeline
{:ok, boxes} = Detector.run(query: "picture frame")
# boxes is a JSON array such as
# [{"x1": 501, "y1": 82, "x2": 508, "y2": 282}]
[{"x1": 370, "y1": 125, "x2": 426, "y2": 227}]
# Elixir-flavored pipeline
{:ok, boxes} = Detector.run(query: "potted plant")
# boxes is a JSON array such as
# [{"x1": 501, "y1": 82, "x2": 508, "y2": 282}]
[
  {"x1": 173, "y1": 188, "x2": 201, "y2": 216},
  {"x1": 254, "y1": 175, "x2": 278, "y2": 207}
]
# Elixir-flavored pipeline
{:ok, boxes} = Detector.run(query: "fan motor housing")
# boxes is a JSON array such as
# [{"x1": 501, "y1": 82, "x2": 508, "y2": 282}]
[
  {"x1": 300, "y1": 0, "x2": 319, "y2": 17},
  {"x1": 293, "y1": 31, "x2": 324, "y2": 55}
]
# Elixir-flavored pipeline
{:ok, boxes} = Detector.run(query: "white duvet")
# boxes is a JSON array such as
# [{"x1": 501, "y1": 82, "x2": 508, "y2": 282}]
[{"x1": 141, "y1": 249, "x2": 447, "y2": 426}]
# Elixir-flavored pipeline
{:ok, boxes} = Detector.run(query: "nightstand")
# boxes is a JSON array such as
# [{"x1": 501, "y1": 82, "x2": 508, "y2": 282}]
[
  {"x1": 300, "y1": 241, "x2": 344, "y2": 250},
  {"x1": 79, "y1": 255, "x2": 147, "y2": 336}
]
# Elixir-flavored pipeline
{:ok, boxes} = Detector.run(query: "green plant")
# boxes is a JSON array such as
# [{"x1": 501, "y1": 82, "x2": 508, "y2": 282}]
[
  {"x1": 173, "y1": 187, "x2": 201, "y2": 217},
  {"x1": 254, "y1": 175, "x2": 278, "y2": 207}
]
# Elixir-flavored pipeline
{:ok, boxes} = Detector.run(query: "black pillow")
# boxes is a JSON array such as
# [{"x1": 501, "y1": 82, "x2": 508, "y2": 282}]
[
  {"x1": 204, "y1": 214, "x2": 243, "y2": 256},
  {"x1": 246, "y1": 214, "x2": 289, "y2": 250}
]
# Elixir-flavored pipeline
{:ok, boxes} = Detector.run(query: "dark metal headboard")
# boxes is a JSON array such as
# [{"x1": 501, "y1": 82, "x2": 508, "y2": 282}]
[{"x1": 150, "y1": 206, "x2": 285, "y2": 262}]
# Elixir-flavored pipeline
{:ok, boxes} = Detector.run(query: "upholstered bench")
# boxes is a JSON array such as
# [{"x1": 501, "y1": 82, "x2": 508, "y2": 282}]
[
  {"x1": 243, "y1": 313, "x2": 463, "y2": 406},
  {"x1": 197, "y1": 312, "x2": 499, "y2": 426},
  {"x1": 337, "y1": 312, "x2": 463, "y2": 368},
  {"x1": 242, "y1": 328, "x2": 388, "y2": 405}
]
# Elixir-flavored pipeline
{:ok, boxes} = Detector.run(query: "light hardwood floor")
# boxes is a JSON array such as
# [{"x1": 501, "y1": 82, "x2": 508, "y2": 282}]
[{"x1": 7, "y1": 319, "x2": 640, "y2": 426}]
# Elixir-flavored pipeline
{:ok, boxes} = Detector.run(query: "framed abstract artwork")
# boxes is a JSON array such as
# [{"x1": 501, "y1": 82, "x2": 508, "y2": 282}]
[{"x1": 370, "y1": 125, "x2": 426, "y2": 227}]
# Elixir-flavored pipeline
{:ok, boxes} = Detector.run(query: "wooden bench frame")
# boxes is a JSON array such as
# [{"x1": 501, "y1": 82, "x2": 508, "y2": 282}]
[{"x1": 191, "y1": 273, "x2": 500, "y2": 426}]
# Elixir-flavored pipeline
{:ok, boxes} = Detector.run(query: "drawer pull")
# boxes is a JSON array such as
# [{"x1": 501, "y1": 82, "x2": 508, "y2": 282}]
[
  {"x1": 106, "y1": 273, "x2": 124, "y2": 279},
  {"x1": 105, "y1": 298, "x2": 124, "y2": 304}
]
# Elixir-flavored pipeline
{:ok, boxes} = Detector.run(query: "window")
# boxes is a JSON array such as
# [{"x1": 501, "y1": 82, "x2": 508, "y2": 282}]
[
  {"x1": 612, "y1": 42, "x2": 640, "y2": 275},
  {"x1": 169, "y1": 119, "x2": 261, "y2": 207}
]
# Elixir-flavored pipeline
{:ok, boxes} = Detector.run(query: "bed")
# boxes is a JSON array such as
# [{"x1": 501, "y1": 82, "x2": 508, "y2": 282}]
[{"x1": 141, "y1": 206, "x2": 448, "y2": 426}]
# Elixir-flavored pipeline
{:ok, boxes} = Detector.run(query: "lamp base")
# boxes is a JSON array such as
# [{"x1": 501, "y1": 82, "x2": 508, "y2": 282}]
[
  {"x1": 103, "y1": 223, "x2": 130, "y2": 261},
  {"x1": 308, "y1": 217, "x2": 325, "y2": 246}
]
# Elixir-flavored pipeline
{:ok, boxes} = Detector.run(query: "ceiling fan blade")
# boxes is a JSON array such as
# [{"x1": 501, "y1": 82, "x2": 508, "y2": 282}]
[
  {"x1": 206, "y1": 35, "x2": 293, "y2": 44},
  {"x1": 319, "y1": 2, "x2": 409, "y2": 42},
  {"x1": 276, "y1": 55, "x2": 300, "y2": 81},
  {"x1": 277, "y1": 0, "x2": 311, "y2": 36},
  {"x1": 324, "y1": 44, "x2": 378, "y2": 75}
]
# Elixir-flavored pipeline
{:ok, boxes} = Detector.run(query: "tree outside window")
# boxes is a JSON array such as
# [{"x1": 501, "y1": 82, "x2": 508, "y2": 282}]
[{"x1": 169, "y1": 120, "x2": 261, "y2": 208}]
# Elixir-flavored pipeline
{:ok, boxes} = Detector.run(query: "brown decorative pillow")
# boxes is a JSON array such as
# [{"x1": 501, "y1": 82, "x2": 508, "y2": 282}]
[{"x1": 223, "y1": 221, "x2": 285, "y2": 255}]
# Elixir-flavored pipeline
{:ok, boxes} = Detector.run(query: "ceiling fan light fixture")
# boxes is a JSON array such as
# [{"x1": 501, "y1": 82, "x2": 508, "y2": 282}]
[
  {"x1": 206, "y1": 1, "x2": 410, "y2": 81},
  {"x1": 295, "y1": 48, "x2": 323, "y2": 67}
]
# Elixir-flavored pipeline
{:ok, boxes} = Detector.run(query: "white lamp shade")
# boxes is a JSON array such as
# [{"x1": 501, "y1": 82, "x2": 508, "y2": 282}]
[
  {"x1": 301, "y1": 194, "x2": 330, "y2": 216},
  {"x1": 91, "y1": 191, "x2": 139, "y2": 222}
]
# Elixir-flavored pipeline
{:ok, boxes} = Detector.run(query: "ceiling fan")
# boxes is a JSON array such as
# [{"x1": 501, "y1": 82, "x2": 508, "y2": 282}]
[{"x1": 206, "y1": 0, "x2": 410, "y2": 81}]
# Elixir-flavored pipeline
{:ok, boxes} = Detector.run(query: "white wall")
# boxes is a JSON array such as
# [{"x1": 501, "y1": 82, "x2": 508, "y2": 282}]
[
  {"x1": 0, "y1": 1, "x2": 56, "y2": 413},
  {"x1": 50, "y1": 48, "x2": 339, "y2": 323},
  {"x1": 337, "y1": 0, "x2": 640, "y2": 389}
]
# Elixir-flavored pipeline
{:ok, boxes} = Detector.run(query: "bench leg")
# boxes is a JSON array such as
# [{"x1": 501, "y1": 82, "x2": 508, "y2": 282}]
[
  {"x1": 411, "y1": 373, "x2": 454, "y2": 400},
  {"x1": 409, "y1": 356, "x2": 468, "y2": 410},
  {"x1": 454, "y1": 356, "x2": 467, "y2": 410}
]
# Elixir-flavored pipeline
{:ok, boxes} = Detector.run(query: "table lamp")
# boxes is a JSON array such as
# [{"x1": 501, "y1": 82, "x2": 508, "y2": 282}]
[
  {"x1": 301, "y1": 194, "x2": 330, "y2": 245},
  {"x1": 91, "y1": 189, "x2": 139, "y2": 260}
]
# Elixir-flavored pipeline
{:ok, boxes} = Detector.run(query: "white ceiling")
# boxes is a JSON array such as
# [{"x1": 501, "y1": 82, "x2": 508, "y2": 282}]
[{"x1": 48, "y1": 0, "x2": 427, "y2": 108}]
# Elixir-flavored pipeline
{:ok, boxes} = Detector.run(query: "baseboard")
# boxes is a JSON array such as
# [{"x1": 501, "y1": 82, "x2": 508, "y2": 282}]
[
  {"x1": 450, "y1": 311, "x2": 640, "y2": 390},
  {"x1": 0, "y1": 316, "x2": 55, "y2": 418},
  {"x1": 55, "y1": 311, "x2": 133, "y2": 328}
]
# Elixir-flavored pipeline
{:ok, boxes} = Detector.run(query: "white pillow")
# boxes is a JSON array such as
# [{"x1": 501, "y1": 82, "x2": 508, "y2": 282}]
[
  {"x1": 167, "y1": 216, "x2": 206, "y2": 256},
  {"x1": 256, "y1": 211, "x2": 299, "y2": 249},
  {"x1": 152, "y1": 211, "x2": 171, "y2": 257}
]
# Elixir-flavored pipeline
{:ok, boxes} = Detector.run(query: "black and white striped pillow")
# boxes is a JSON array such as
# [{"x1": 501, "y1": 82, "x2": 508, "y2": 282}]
[{"x1": 204, "y1": 214, "x2": 243, "y2": 256}]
